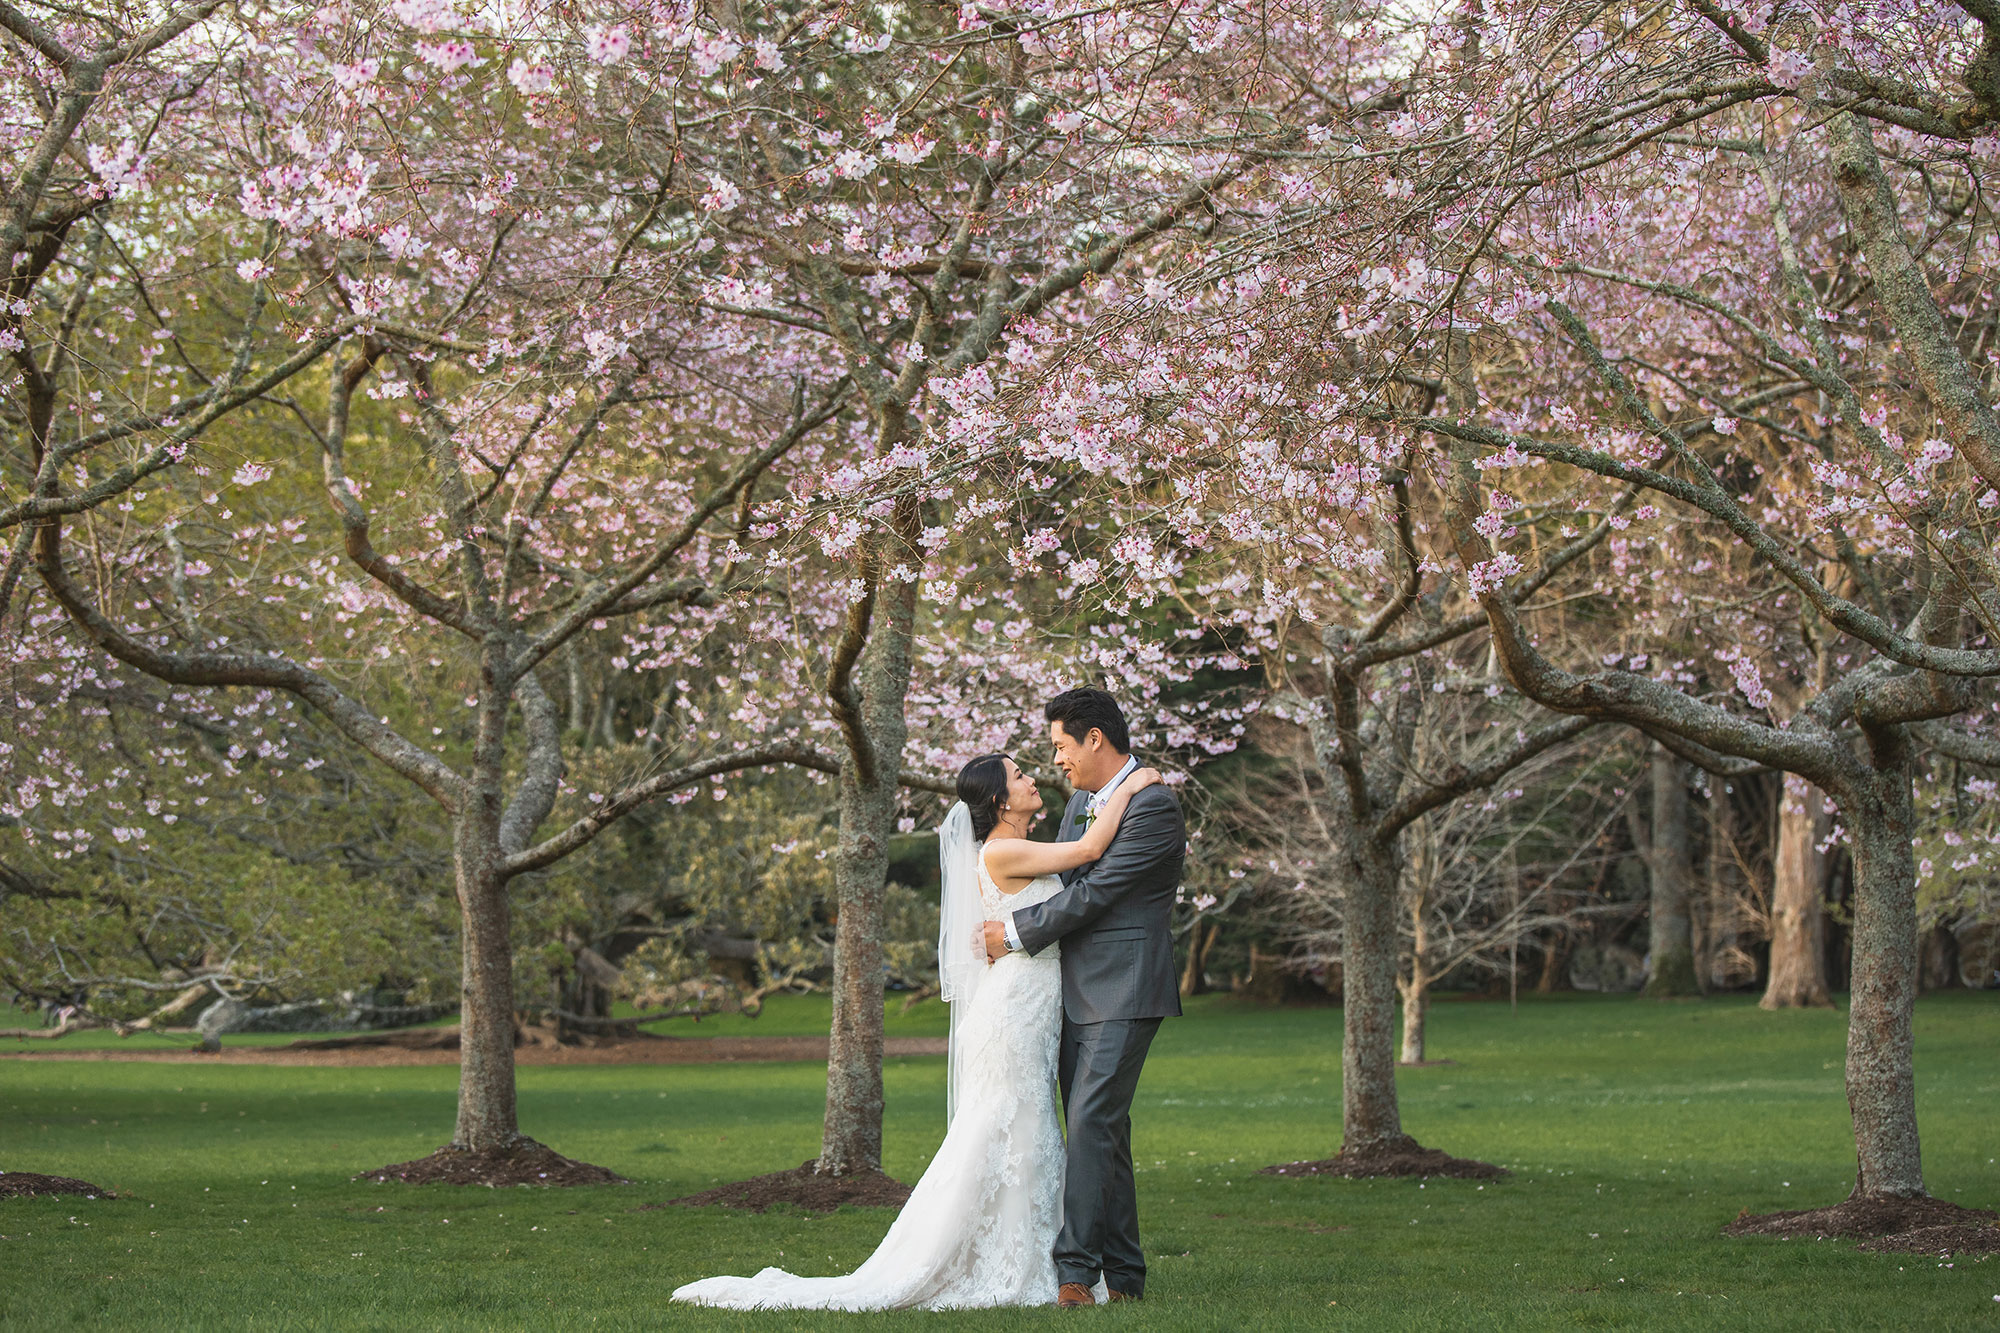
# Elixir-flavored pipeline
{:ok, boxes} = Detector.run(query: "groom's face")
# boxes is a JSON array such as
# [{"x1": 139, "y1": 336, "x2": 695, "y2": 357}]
[{"x1": 1050, "y1": 720, "x2": 1118, "y2": 793}]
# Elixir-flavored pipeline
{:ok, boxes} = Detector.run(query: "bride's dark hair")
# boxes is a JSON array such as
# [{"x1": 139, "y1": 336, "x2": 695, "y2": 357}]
[{"x1": 955, "y1": 754, "x2": 1011, "y2": 842}]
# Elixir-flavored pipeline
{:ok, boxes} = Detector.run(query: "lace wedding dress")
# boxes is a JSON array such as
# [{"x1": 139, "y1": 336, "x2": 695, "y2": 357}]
[{"x1": 670, "y1": 857, "x2": 1070, "y2": 1311}]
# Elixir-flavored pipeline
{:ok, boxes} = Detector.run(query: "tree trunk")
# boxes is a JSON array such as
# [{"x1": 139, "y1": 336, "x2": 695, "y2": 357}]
[
  {"x1": 1763, "y1": 774, "x2": 1833, "y2": 1009},
  {"x1": 1341, "y1": 837, "x2": 1405, "y2": 1149},
  {"x1": 1920, "y1": 926, "x2": 1961, "y2": 991},
  {"x1": 1701, "y1": 776, "x2": 1734, "y2": 988},
  {"x1": 1398, "y1": 867, "x2": 1431, "y2": 1063},
  {"x1": 1825, "y1": 847, "x2": 1855, "y2": 988},
  {"x1": 563, "y1": 640, "x2": 587, "y2": 734},
  {"x1": 1180, "y1": 918, "x2": 1215, "y2": 997},
  {"x1": 821, "y1": 762, "x2": 893, "y2": 1175},
  {"x1": 818, "y1": 509, "x2": 920, "y2": 1177},
  {"x1": 1643, "y1": 748, "x2": 1702, "y2": 997},
  {"x1": 1397, "y1": 955, "x2": 1429, "y2": 1065},
  {"x1": 1838, "y1": 746, "x2": 1926, "y2": 1200},
  {"x1": 1535, "y1": 930, "x2": 1572, "y2": 992},
  {"x1": 453, "y1": 818, "x2": 520, "y2": 1150}
]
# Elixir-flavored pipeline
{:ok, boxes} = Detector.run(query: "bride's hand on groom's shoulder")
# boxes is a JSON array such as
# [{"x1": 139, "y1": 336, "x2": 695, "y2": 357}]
[{"x1": 1132, "y1": 767, "x2": 1164, "y2": 790}]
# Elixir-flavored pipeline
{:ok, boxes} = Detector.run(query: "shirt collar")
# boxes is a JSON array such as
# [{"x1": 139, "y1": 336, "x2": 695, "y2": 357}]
[{"x1": 1088, "y1": 756, "x2": 1140, "y2": 811}]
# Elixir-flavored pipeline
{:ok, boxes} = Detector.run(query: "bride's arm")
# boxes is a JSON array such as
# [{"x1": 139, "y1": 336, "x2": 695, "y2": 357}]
[{"x1": 982, "y1": 768, "x2": 1162, "y2": 882}]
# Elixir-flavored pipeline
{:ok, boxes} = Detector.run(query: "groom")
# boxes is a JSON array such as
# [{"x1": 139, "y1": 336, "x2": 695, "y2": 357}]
[{"x1": 983, "y1": 687, "x2": 1185, "y2": 1308}]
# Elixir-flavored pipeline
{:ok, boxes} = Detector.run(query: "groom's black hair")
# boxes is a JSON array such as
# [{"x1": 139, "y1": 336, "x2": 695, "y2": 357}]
[
  {"x1": 1044, "y1": 687, "x2": 1130, "y2": 754},
  {"x1": 956, "y1": 754, "x2": 1012, "y2": 842}
]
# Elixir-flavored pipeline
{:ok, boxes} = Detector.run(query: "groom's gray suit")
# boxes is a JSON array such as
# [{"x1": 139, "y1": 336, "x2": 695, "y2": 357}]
[{"x1": 1009, "y1": 775, "x2": 1184, "y2": 1298}]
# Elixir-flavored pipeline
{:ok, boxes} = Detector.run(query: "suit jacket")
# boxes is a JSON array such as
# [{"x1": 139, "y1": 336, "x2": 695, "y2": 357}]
[{"x1": 1010, "y1": 781, "x2": 1185, "y2": 1024}]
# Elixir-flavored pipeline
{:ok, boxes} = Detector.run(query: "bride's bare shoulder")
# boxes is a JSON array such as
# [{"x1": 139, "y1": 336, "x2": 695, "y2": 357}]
[{"x1": 979, "y1": 838, "x2": 1035, "y2": 894}]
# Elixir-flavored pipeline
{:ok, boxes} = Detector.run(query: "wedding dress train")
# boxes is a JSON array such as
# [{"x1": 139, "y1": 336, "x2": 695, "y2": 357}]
[{"x1": 670, "y1": 863, "x2": 1071, "y2": 1311}]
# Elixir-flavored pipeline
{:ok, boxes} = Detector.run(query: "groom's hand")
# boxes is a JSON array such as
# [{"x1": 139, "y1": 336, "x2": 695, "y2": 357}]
[{"x1": 982, "y1": 920, "x2": 1009, "y2": 962}]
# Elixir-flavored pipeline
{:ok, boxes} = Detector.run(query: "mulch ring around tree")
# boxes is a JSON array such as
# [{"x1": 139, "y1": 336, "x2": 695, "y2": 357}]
[
  {"x1": 355, "y1": 1138, "x2": 630, "y2": 1188},
  {"x1": 1856, "y1": 1223, "x2": 2000, "y2": 1257},
  {"x1": 649, "y1": 1160, "x2": 912, "y2": 1214},
  {"x1": 1260, "y1": 1136, "x2": 1508, "y2": 1181},
  {"x1": 1725, "y1": 1194, "x2": 2000, "y2": 1257},
  {"x1": 0, "y1": 1172, "x2": 116, "y2": 1199}
]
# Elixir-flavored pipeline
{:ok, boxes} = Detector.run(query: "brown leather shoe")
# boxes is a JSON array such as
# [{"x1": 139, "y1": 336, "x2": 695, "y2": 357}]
[
  {"x1": 1106, "y1": 1289, "x2": 1142, "y2": 1303},
  {"x1": 1056, "y1": 1283, "x2": 1096, "y2": 1308}
]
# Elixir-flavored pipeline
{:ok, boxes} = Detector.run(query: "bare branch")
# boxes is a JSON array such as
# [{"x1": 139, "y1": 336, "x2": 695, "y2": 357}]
[
  {"x1": 1374, "y1": 715, "x2": 1600, "y2": 840},
  {"x1": 1638, "y1": 723, "x2": 1768, "y2": 778},
  {"x1": 1430, "y1": 423, "x2": 1853, "y2": 782},
  {"x1": 1419, "y1": 318, "x2": 2000, "y2": 678},
  {"x1": 1351, "y1": 482, "x2": 1640, "y2": 668},
  {"x1": 500, "y1": 740, "x2": 952, "y2": 877},
  {"x1": 407, "y1": 362, "x2": 500, "y2": 628},
  {"x1": 0, "y1": 0, "x2": 76, "y2": 70},
  {"x1": 1914, "y1": 719, "x2": 2000, "y2": 767},
  {"x1": 1358, "y1": 472, "x2": 1421, "y2": 644},
  {"x1": 1685, "y1": 0, "x2": 1767, "y2": 62},
  {"x1": 0, "y1": 318, "x2": 377, "y2": 532},
  {"x1": 317, "y1": 343, "x2": 488, "y2": 637}
]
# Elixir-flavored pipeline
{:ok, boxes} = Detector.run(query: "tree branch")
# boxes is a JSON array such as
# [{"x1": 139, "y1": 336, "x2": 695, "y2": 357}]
[
  {"x1": 500, "y1": 740, "x2": 952, "y2": 877},
  {"x1": 1685, "y1": 0, "x2": 1767, "y2": 62},
  {"x1": 0, "y1": 0, "x2": 76, "y2": 71},
  {"x1": 316, "y1": 343, "x2": 488, "y2": 637},
  {"x1": 1430, "y1": 421, "x2": 1853, "y2": 783},
  {"x1": 1913, "y1": 719, "x2": 2000, "y2": 767},
  {"x1": 514, "y1": 378, "x2": 849, "y2": 675},
  {"x1": 499, "y1": 666, "x2": 564, "y2": 856},
  {"x1": 825, "y1": 542, "x2": 881, "y2": 788},
  {"x1": 0, "y1": 322, "x2": 364, "y2": 532},
  {"x1": 1414, "y1": 414, "x2": 2000, "y2": 680},
  {"x1": 1374, "y1": 715, "x2": 1599, "y2": 841},
  {"x1": 33, "y1": 536, "x2": 470, "y2": 811},
  {"x1": 1358, "y1": 471, "x2": 1422, "y2": 643},
  {"x1": 1826, "y1": 111, "x2": 2000, "y2": 493}
]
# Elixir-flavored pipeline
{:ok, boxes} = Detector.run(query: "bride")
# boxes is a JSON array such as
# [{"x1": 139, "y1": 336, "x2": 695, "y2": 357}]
[{"x1": 671, "y1": 751, "x2": 1160, "y2": 1311}]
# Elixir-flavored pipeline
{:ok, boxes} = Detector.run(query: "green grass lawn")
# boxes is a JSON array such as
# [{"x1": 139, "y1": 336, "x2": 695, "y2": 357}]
[{"x1": 3, "y1": 992, "x2": 1997, "y2": 1331}]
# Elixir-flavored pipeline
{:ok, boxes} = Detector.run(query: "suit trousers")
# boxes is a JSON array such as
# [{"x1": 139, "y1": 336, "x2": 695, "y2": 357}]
[{"x1": 1053, "y1": 1013, "x2": 1162, "y2": 1295}]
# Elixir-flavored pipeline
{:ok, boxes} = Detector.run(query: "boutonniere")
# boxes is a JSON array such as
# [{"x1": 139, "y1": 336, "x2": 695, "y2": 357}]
[{"x1": 1084, "y1": 805, "x2": 1101, "y2": 829}]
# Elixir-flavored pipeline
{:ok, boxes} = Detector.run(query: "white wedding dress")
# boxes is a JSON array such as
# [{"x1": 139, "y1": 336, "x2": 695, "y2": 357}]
[{"x1": 671, "y1": 857, "x2": 1073, "y2": 1311}]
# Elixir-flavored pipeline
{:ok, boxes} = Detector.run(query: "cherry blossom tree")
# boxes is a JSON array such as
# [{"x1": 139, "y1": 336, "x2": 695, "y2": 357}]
[
  {"x1": 504, "y1": 0, "x2": 1328, "y2": 1179},
  {"x1": 1254, "y1": 561, "x2": 1606, "y2": 1171},
  {"x1": 936, "y1": 292, "x2": 1647, "y2": 1172},
  {"x1": 940, "y1": 0, "x2": 2000, "y2": 1225},
  {"x1": 0, "y1": 0, "x2": 445, "y2": 620},
  {"x1": 13, "y1": 0, "x2": 883, "y2": 1171},
  {"x1": 1193, "y1": 0, "x2": 2000, "y2": 1219},
  {"x1": 1, "y1": 0, "x2": 477, "y2": 1008},
  {"x1": 11, "y1": 0, "x2": 1273, "y2": 1184},
  {"x1": 736, "y1": 0, "x2": 1606, "y2": 1176},
  {"x1": 1239, "y1": 689, "x2": 1631, "y2": 1065}
]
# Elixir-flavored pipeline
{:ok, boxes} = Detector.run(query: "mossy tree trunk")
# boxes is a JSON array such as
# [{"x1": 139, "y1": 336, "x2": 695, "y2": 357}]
[
  {"x1": 1339, "y1": 834, "x2": 1407, "y2": 1149},
  {"x1": 1836, "y1": 741, "x2": 1925, "y2": 1199},
  {"x1": 817, "y1": 489, "x2": 921, "y2": 1177}
]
